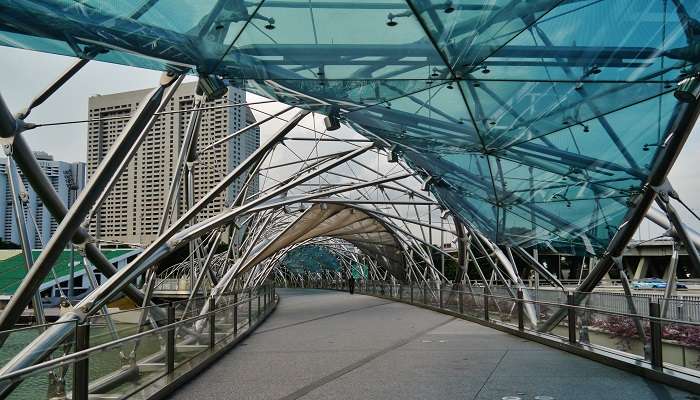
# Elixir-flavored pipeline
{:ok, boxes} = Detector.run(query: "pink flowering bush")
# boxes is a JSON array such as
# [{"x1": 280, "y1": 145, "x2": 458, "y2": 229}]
[
  {"x1": 665, "y1": 323, "x2": 700, "y2": 348},
  {"x1": 594, "y1": 316, "x2": 700, "y2": 348},
  {"x1": 595, "y1": 315, "x2": 648, "y2": 350},
  {"x1": 591, "y1": 315, "x2": 700, "y2": 367}
]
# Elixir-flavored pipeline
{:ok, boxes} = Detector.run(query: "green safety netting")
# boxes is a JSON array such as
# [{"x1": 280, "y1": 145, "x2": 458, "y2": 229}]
[{"x1": 1, "y1": 0, "x2": 699, "y2": 254}]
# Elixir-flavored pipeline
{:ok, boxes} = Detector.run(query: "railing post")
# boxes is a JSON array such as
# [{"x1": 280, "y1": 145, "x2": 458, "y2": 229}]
[
  {"x1": 399, "y1": 284, "x2": 403, "y2": 301},
  {"x1": 650, "y1": 301, "x2": 663, "y2": 368},
  {"x1": 567, "y1": 292, "x2": 577, "y2": 344},
  {"x1": 257, "y1": 287, "x2": 261, "y2": 316},
  {"x1": 483, "y1": 287, "x2": 489, "y2": 321},
  {"x1": 73, "y1": 323, "x2": 89, "y2": 400},
  {"x1": 458, "y1": 286, "x2": 464, "y2": 314},
  {"x1": 248, "y1": 289, "x2": 253, "y2": 326},
  {"x1": 423, "y1": 285, "x2": 427, "y2": 305},
  {"x1": 410, "y1": 284, "x2": 414, "y2": 303},
  {"x1": 439, "y1": 288, "x2": 444, "y2": 308},
  {"x1": 517, "y1": 288, "x2": 524, "y2": 331},
  {"x1": 233, "y1": 292, "x2": 239, "y2": 336},
  {"x1": 209, "y1": 296, "x2": 216, "y2": 349},
  {"x1": 166, "y1": 303, "x2": 175, "y2": 373}
]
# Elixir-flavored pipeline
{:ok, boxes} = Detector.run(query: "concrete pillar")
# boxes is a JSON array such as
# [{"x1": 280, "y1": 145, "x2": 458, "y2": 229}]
[
  {"x1": 633, "y1": 257, "x2": 649, "y2": 281},
  {"x1": 662, "y1": 256, "x2": 675, "y2": 282}
]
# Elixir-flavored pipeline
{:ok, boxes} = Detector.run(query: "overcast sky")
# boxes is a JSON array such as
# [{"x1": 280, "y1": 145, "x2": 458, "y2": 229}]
[{"x1": 1, "y1": 46, "x2": 699, "y2": 240}]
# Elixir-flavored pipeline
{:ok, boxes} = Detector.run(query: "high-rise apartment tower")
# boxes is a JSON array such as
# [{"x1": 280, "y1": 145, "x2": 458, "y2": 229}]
[
  {"x1": 87, "y1": 82, "x2": 260, "y2": 245},
  {"x1": 0, "y1": 152, "x2": 86, "y2": 248}
]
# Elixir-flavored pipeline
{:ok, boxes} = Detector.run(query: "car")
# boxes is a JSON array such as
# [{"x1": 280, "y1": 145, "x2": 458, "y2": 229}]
[
  {"x1": 631, "y1": 278, "x2": 667, "y2": 289},
  {"x1": 631, "y1": 278, "x2": 688, "y2": 290}
]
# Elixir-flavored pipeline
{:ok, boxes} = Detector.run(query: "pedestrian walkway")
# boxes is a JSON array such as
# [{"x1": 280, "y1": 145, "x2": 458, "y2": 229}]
[{"x1": 169, "y1": 289, "x2": 693, "y2": 400}]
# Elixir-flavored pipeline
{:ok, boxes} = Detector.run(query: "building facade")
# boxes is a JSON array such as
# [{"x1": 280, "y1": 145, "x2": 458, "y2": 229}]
[
  {"x1": 87, "y1": 82, "x2": 260, "y2": 245},
  {"x1": 0, "y1": 152, "x2": 86, "y2": 248}
]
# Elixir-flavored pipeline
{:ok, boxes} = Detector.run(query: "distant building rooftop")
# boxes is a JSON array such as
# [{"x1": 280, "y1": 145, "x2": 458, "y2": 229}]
[
  {"x1": 0, "y1": 249, "x2": 136, "y2": 296},
  {"x1": 32, "y1": 151, "x2": 53, "y2": 161}
]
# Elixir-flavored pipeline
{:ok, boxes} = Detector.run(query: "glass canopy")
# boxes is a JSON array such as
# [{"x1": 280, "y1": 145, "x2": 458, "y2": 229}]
[
  {"x1": 282, "y1": 245, "x2": 342, "y2": 273},
  {"x1": 1, "y1": 0, "x2": 698, "y2": 254}
]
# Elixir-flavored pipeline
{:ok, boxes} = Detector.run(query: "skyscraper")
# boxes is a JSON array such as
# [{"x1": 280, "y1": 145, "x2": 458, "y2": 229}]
[
  {"x1": 0, "y1": 151, "x2": 86, "y2": 248},
  {"x1": 87, "y1": 82, "x2": 260, "y2": 245}
]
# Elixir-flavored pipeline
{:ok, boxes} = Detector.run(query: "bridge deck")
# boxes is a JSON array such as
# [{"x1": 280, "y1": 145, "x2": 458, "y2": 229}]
[{"x1": 169, "y1": 289, "x2": 691, "y2": 400}]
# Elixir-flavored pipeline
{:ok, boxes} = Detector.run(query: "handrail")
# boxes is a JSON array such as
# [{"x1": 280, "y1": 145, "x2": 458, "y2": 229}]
[
  {"x1": 0, "y1": 285, "x2": 273, "y2": 384},
  {"x1": 443, "y1": 288, "x2": 700, "y2": 327},
  {"x1": 311, "y1": 279, "x2": 700, "y2": 326},
  {"x1": 81, "y1": 288, "x2": 252, "y2": 324},
  {"x1": 0, "y1": 318, "x2": 77, "y2": 336}
]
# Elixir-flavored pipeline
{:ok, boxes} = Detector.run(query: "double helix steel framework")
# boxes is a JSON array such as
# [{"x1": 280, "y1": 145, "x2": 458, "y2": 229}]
[{"x1": 1, "y1": 0, "x2": 700, "y2": 398}]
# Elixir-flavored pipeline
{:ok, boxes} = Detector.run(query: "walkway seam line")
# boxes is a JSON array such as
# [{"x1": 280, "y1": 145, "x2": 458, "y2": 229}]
[
  {"x1": 275, "y1": 316, "x2": 456, "y2": 400},
  {"x1": 253, "y1": 300, "x2": 393, "y2": 334},
  {"x1": 471, "y1": 349, "x2": 509, "y2": 400}
]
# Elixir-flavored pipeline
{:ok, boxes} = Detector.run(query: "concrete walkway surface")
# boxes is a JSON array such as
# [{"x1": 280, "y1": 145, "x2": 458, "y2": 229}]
[{"x1": 169, "y1": 289, "x2": 695, "y2": 400}]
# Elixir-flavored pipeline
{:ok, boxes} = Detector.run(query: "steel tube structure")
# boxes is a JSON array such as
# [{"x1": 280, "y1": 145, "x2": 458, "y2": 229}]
[
  {"x1": 1, "y1": 3, "x2": 700, "y2": 396},
  {"x1": 658, "y1": 198, "x2": 700, "y2": 276},
  {"x1": 158, "y1": 93, "x2": 204, "y2": 233},
  {"x1": 0, "y1": 72, "x2": 183, "y2": 342},
  {"x1": 17, "y1": 58, "x2": 90, "y2": 120},
  {"x1": 71, "y1": 110, "x2": 309, "y2": 314},
  {"x1": 11, "y1": 134, "x2": 152, "y2": 307},
  {"x1": 540, "y1": 77, "x2": 700, "y2": 332},
  {"x1": 0, "y1": 99, "x2": 155, "y2": 331},
  {"x1": 201, "y1": 106, "x2": 294, "y2": 153},
  {"x1": 0, "y1": 73, "x2": 191, "y2": 395},
  {"x1": 4, "y1": 157, "x2": 45, "y2": 327},
  {"x1": 512, "y1": 246, "x2": 565, "y2": 291}
]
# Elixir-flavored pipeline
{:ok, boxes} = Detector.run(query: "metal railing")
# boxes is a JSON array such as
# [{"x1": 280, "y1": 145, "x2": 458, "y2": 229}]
[
  {"x1": 0, "y1": 284, "x2": 277, "y2": 400},
  {"x1": 306, "y1": 279, "x2": 700, "y2": 322},
  {"x1": 313, "y1": 280, "x2": 700, "y2": 392},
  {"x1": 521, "y1": 287, "x2": 700, "y2": 322}
]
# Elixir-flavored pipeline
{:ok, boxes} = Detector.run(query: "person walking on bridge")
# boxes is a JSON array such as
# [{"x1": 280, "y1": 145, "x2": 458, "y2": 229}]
[{"x1": 348, "y1": 275, "x2": 355, "y2": 295}]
